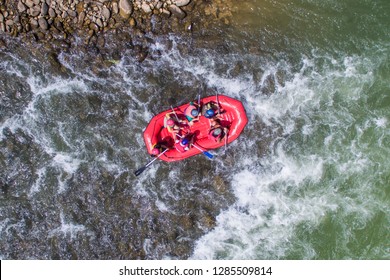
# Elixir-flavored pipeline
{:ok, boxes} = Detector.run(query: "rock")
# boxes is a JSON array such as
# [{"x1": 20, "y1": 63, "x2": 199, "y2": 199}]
[
  {"x1": 38, "y1": 17, "x2": 49, "y2": 30},
  {"x1": 14, "y1": 15, "x2": 20, "y2": 23},
  {"x1": 30, "y1": 6, "x2": 41, "y2": 17},
  {"x1": 168, "y1": 4, "x2": 186, "y2": 19},
  {"x1": 89, "y1": 22, "x2": 99, "y2": 32},
  {"x1": 17, "y1": 1, "x2": 27, "y2": 13},
  {"x1": 48, "y1": 8, "x2": 56, "y2": 18},
  {"x1": 96, "y1": 18, "x2": 103, "y2": 28},
  {"x1": 68, "y1": 10, "x2": 77, "y2": 17},
  {"x1": 41, "y1": 2, "x2": 49, "y2": 16},
  {"x1": 33, "y1": 0, "x2": 40, "y2": 5},
  {"x1": 0, "y1": 23, "x2": 5, "y2": 32},
  {"x1": 112, "y1": 2, "x2": 119, "y2": 14},
  {"x1": 78, "y1": 11, "x2": 85, "y2": 24},
  {"x1": 141, "y1": 3, "x2": 152, "y2": 13},
  {"x1": 119, "y1": 0, "x2": 133, "y2": 18},
  {"x1": 25, "y1": 0, "x2": 34, "y2": 8},
  {"x1": 129, "y1": 17, "x2": 136, "y2": 27},
  {"x1": 5, "y1": 19, "x2": 14, "y2": 26},
  {"x1": 0, "y1": 13, "x2": 3, "y2": 23},
  {"x1": 102, "y1": 6, "x2": 110, "y2": 20},
  {"x1": 173, "y1": 0, "x2": 191, "y2": 7},
  {"x1": 213, "y1": 175, "x2": 228, "y2": 194},
  {"x1": 30, "y1": 18, "x2": 38, "y2": 28},
  {"x1": 161, "y1": 8, "x2": 171, "y2": 18}
]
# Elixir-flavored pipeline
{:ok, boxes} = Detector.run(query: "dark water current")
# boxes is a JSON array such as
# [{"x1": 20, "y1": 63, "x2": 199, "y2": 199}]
[{"x1": 1, "y1": 0, "x2": 389, "y2": 259}]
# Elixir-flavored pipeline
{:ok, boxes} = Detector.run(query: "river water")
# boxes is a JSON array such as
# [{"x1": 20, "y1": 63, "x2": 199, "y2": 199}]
[{"x1": 1, "y1": 0, "x2": 389, "y2": 259}]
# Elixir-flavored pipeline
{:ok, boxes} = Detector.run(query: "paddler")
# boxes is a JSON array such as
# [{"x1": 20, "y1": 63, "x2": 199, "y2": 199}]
[
  {"x1": 208, "y1": 118, "x2": 229, "y2": 143},
  {"x1": 184, "y1": 101, "x2": 200, "y2": 125},
  {"x1": 202, "y1": 101, "x2": 221, "y2": 119},
  {"x1": 174, "y1": 133, "x2": 194, "y2": 153},
  {"x1": 151, "y1": 137, "x2": 173, "y2": 157}
]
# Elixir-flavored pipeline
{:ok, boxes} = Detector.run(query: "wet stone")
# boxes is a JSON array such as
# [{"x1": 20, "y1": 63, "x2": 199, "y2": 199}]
[
  {"x1": 38, "y1": 17, "x2": 48, "y2": 30},
  {"x1": 119, "y1": 0, "x2": 133, "y2": 18},
  {"x1": 41, "y1": 2, "x2": 49, "y2": 16},
  {"x1": 173, "y1": 0, "x2": 191, "y2": 7},
  {"x1": 48, "y1": 8, "x2": 56, "y2": 18},
  {"x1": 25, "y1": 0, "x2": 34, "y2": 8},
  {"x1": 17, "y1": 1, "x2": 27, "y2": 13},
  {"x1": 168, "y1": 4, "x2": 186, "y2": 19}
]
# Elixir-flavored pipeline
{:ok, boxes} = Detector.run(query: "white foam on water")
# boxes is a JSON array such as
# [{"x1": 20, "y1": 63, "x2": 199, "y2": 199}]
[
  {"x1": 48, "y1": 212, "x2": 94, "y2": 239},
  {"x1": 190, "y1": 49, "x2": 389, "y2": 259},
  {"x1": 0, "y1": 218, "x2": 10, "y2": 235},
  {"x1": 191, "y1": 151, "x2": 333, "y2": 259},
  {"x1": 374, "y1": 117, "x2": 387, "y2": 128},
  {"x1": 28, "y1": 166, "x2": 47, "y2": 197},
  {"x1": 52, "y1": 153, "x2": 84, "y2": 193}
]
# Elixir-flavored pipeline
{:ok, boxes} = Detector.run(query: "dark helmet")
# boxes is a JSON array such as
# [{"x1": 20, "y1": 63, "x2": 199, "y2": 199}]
[
  {"x1": 181, "y1": 138, "x2": 189, "y2": 145},
  {"x1": 191, "y1": 109, "x2": 199, "y2": 117},
  {"x1": 205, "y1": 109, "x2": 215, "y2": 118},
  {"x1": 212, "y1": 127, "x2": 223, "y2": 137}
]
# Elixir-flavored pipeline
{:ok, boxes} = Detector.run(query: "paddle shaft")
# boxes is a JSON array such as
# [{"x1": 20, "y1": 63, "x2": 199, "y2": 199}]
[
  {"x1": 192, "y1": 144, "x2": 214, "y2": 159},
  {"x1": 197, "y1": 94, "x2": 201, "y2": 114},
  {"x1": 216, "y1": 92, "x2": 221, "y2": 115},
  {"x1": 170, "y1": 106, "x2": 180, "y2": 122},
  {"x1": 134, "y1": 149, "x2": 169, "y2": 176}
]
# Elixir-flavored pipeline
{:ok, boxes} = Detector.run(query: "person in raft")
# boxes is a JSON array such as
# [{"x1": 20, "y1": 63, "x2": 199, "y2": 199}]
[
  {"x1": 164, "y1": 113, "x2": 186, "y2": 135},
  {"x1": 184, "y1": 101, "x2": 200, "y2": 125},
  {"x1": 175, "y1": 134, "x2": 194, "y2": 153},
  {"x1": 202, "y1": 101, "x2": 221, "y2": 119},
  {"x1": 208, "y1": 118, "x2": 229, "y2": 143},
  {"x1": 151, "y1": 139, "x2": 171, "y2": 157}
]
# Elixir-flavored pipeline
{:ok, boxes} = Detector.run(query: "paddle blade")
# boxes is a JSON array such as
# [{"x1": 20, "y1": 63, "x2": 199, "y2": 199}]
[
  {"x1": 203, "y1": 151, "x2": 214, "y2": 159},
  {"x1": 134, "y1": 166, "x2": 147, "y2": 176}
]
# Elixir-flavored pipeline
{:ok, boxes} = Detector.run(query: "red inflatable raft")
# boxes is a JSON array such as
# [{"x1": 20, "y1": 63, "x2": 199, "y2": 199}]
[{"x1": 143, "y1": 95, "x2": 248, "y2": 162}]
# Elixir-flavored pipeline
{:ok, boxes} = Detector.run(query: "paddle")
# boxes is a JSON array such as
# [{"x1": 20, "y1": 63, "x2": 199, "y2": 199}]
[
  {"x1": 224, "y1": 130, "x2": 228, "y2": 153},
  {"x1": 197, "y1": 94, "x2": 201, "y2": 114},
  {"x1": 170, "y1": 105, "x2": 180, "y2": 122},
  {"x1": 134, "y1": 149, "x2": 169, "y2": 176},
  {"x1": 192, "y1": 144, "x2": 214, "y2": 159}
]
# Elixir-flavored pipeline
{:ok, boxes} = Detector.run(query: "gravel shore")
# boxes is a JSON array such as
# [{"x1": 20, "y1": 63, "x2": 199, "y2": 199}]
[{"x1": 0, "y1": 0, "x2": 235, "y2": 61}]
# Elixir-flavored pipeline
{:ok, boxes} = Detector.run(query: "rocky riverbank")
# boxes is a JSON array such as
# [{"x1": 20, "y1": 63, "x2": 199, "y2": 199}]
[{"x1": 0, "y1": 0, "x2": 235, "y2": 61}]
